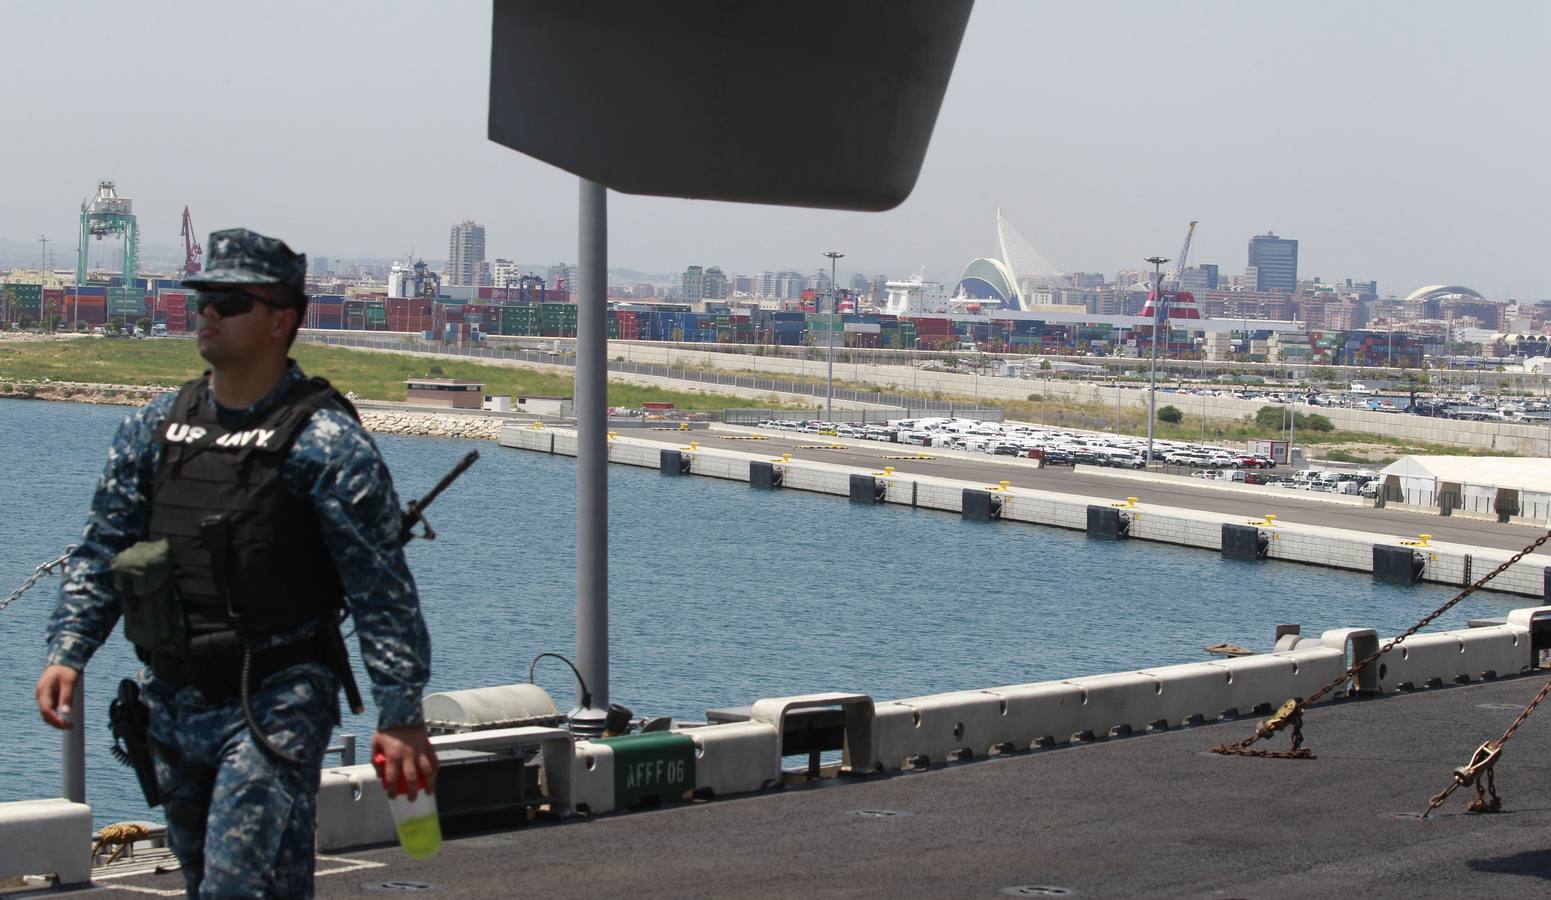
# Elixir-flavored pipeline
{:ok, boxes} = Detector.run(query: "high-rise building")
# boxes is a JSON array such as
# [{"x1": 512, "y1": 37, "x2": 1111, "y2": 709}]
[
  {"x1": 850, "y1": 273, "x2": 870, "y2": 293},
  {"x1": 682, "y1": 265, "x2": 705, "y2": 303},
  {"x1": 445, "y1": 221, "x2": 486, "y2": 287},
  {"x1": 1247, "y1": 232, "x2": 1297, "y2": 293},
  {"x1": 312, "y1": 256, "x2": 331, "y2": 276},
  {"x1": 491, "y1": 258, "x2": 521, "y2": 288},
  {"x1": 703, "y1": 266, "x2": 727, "y2": 300}
]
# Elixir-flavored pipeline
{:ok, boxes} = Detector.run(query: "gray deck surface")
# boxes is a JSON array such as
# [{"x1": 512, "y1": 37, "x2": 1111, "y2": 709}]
[
  {"x1": 626, "y1": 429, "x2": 1548, "y2": 554},
  {"x1": 89, "y1": 675, "x2": 1551, "y2": 898}
]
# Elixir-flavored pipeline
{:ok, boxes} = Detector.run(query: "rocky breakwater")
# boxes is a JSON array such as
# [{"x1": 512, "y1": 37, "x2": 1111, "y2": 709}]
[
  {"x1": 0, "y1": 379, "x2": 171, "y2": 406},
  {"x1": 357, "y1": 410, "x2": 504, "y2": 441},
  {"x1": 0, "y1": 379, "x2": 504, "y2": 441}
]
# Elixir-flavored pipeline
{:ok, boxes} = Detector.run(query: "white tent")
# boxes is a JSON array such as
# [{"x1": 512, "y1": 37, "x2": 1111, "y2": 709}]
[{"x1": 1379, "y1": 455, "x2": 1551, "y2": 519}]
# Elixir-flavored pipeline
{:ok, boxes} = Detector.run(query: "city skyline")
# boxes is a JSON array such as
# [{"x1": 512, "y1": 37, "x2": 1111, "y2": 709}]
[{"x1": 0, "y1": 1, "x2": 1546, "y2": 300}]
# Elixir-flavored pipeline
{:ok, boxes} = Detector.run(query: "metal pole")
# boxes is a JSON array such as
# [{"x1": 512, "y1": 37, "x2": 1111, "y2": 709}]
[
  {"x1": 1288, "y1": 387, "x2": 1298, "y2": 467},
  {"x1": 1200, "y1": 353, "x2": 1207, "y2": 445},
  {"x1": 575, "y1": 179, "x2": 609, "y2": 718},
  {"x1": 824, "y1": 251, "x2": 843, "y2": 419},
  {"x1": 62, "y1": 675, "x2": 84, "y2": 803},
  {"x1": 1144, "y1": 256, "x2": 1169, "y2": 464}
]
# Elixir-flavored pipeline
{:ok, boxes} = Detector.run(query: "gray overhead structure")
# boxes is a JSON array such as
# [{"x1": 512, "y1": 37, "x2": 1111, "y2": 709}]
[
  {"x1": 1403, "y1": 285, "x2": 1486, "y2": 304},
  {"x1": 489, "y1": 1, "x2": 974, "y2": 211},
  {"x1": 487, "y1": 0, "x2": 976, "y2": 723}
]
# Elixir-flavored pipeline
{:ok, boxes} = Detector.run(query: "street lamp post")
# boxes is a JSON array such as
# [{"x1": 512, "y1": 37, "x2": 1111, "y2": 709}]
[
  {"x1": 824, "y1": 250, "x2": 844, "y2": 419},
  {"x1": 1144, "y1": 255, "x2": 1170, "y2": 465},
  {"x1": 1288, "y1": 384, "x2": 1299, "y2": 467}
]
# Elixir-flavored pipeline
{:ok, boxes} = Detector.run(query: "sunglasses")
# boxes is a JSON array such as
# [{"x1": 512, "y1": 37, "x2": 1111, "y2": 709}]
[{"x1": 195, "y1": 290, "x2": 284, "y2": 318}]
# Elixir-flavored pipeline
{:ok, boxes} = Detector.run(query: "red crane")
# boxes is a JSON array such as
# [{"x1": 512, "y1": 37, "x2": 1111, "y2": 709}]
[{"x1": 181, "y1": 206, "x2": 203, "y2": 277}]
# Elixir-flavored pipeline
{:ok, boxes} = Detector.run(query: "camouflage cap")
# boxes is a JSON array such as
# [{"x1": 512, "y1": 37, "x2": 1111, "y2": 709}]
[{"x1": 182, "y1": 228, "x2": 307, "y2": 299}]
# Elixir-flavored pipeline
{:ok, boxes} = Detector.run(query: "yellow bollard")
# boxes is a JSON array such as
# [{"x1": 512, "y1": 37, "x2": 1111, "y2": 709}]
[
  {"x1": 782, "y1": 452, "x2": 792, "y2": 462},
  {"x1": 679, "y1": 422, "x2": 689, "y2": 431},
  {"x1": 1418, "y1": 533, "x2": 1431, "y2": 547},
  {"x1": 607, "y1": 431, "x2": 617, "y2": 441},
  {"x1": 688, "y1": 441, "x2": 700, "y2": 451},
  {"x1": 1264, "y1": 514, "x2": 1277, "y2": 526},
  {"x1": 884, "y1": 466, "x2": 895, "y2": 476},
  {"x1": 1126, "y1": 497, "x2": 1138, "y2": 508},
  {"x1": 532, "y1": 421, "x2": 544, "y2": 430},
  {"x1": 999, "y1": 480, "x2": 1011, "y2": 491}
]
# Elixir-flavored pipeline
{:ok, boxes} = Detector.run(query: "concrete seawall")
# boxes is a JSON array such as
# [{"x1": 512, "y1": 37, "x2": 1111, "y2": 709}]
[{"x1": 499, "y1": 422, "x2": 1551, "y2": 599}]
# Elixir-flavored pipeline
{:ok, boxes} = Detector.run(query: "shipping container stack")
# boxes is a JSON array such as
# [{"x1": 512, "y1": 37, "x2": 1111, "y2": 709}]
[
  {"x1": 309, "y1": 295, "x2": 345, "y2": 330},
  {"x1": 4, "y1": 283, "x2": 43, "y2": 326},
  {"x1": 614, "y1": 308, "x2": 641, "y2": 340},
  {"x1": 385, "y1": 298, "x2": 433, "y2": 333},
  {"x1": 498, "y1": 304, "x2": 538, "y2": 336},
  {"x1": 903, "y1": 316, "x2": 952, "y2": 350},
  {"x1": 151, "y1": 290, "x2": 191, "y2": 333},
  {"x1": 539, "y1": 302, "x2": 578, "y2": 337}
]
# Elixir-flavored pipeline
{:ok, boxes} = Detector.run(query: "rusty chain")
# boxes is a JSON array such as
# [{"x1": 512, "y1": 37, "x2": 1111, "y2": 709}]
[
  {"x1": 0, "y1": 548, "x2": 73, "y2": 615},
  {"x1": 1212, "y1": 528, "x2": 1551, "y2": 760},
  {"x1": 1422, "y1": 671, "x2": 1551, "y2": 817}
]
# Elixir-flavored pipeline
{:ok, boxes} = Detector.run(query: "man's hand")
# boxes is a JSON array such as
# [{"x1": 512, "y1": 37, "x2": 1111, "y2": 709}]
[
  {"x1": 36, "y1": 664, "x2": 81, "y2": 730},
  {"x1": 372, "y1": 724, "x2": 438, "y2": 800}
]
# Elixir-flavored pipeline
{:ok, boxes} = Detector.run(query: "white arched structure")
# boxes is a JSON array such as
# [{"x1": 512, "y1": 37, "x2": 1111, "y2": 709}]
[
  {"x1": 957, "y1": 257, "x2": 1019, "y2": 305},
  {"x1": 1404, "y1": 284, "x2": 1485, "y2": 304}
]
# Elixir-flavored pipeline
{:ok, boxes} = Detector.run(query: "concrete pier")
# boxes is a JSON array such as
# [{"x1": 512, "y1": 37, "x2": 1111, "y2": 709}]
[{"x1": 500, "y1": 423, "x2": 1551, "y2": 597}]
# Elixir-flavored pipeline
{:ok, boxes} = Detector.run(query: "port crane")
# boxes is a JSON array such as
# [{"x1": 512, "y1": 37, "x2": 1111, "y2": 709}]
[
  {"x1": 1143, "y1": 220, "x2": 1202, "y2": 323},
  {"x1": 181, "y1": 206, "x2": 202, "y2": 276}
]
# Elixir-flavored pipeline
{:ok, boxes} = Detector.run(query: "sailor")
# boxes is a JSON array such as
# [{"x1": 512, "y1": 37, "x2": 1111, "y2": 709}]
[{"x1": 34, "y1": 228, "x2": 438, "y2": 898}]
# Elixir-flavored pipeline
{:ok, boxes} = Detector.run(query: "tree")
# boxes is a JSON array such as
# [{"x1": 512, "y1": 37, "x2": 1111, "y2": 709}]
[
  {"x1": 1255, "y1": 405, "x2": 1285, "y2": 429},
  {"x1": 135, "y1": 316, "x2": 153, "y2": 334},
  {"x1": 1039, "y1": 358, "x2": 1052, "y2": 371},
  {"x1": 1157, "y1": 405, "x2": 1183, "y2": 424}
]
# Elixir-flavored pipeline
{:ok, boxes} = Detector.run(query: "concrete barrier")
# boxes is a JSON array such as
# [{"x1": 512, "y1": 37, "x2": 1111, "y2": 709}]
[
  {"x1": 0, "y1": 799, "x2": 91, "y2": 885},
  {"x1": 569, "y1": 740, "x2": 618, "y2": 815},
  {"x1": 1065, "y1": 672, "x2": 1164, "y2": 738},
  {"x1": 979, "y1": 681, "x2": 1085, "y2": 749},
  {"x1": 1377, "y1": 633, "x2": 1466, "y2": 691},
  {"x1": 892, "y1": 691, "x2": 1008, "y2": 763},
  {"x1": 316, "y1": 765, "x2": 397, "y2": 851},
  {"x1": 1455, "y1": 625, "x2": 1529, "y2": 680},
  {"x1": 750, "y1": 693, "x2": 875, "y2": 778},
  {"x1": 681, "y1": 721, "x2": 780, "y2": 797},
  {"x1": 1212, "y1": 650, "x2": 1336, "y2": 715},
  {"x1": 1137, "y1": 662, "x2": 1237, "y2": 726}
]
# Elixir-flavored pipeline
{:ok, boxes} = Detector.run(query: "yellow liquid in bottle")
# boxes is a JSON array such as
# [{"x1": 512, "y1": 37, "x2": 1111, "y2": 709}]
[{"x1": 395, "y1": 812, "x2": 442, "y2": 859}]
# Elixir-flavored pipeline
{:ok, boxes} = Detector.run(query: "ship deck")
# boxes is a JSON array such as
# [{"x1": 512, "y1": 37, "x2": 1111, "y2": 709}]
[{"x1": 83, "y1": 674, "x2": 1551, "y2": 899}]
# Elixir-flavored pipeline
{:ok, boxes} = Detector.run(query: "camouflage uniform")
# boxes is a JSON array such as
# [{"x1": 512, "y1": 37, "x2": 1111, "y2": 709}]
[{"x1": 45, "y1": 231, "x2": 430, "y2": 898}]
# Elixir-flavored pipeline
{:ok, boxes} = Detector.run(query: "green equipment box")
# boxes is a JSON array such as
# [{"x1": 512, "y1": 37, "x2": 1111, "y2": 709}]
[{"x1": 596, "y1": 732, "x2": 695, "y2": 809}]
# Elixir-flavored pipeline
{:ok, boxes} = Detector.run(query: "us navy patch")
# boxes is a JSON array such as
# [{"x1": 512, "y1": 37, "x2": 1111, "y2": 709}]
[{"x1": 158, "y1": 420, "x2": 280, "y2": 451}]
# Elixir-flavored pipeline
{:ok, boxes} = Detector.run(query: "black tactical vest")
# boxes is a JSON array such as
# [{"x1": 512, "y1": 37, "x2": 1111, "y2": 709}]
[{"x1": 148, "y1": 375, "x2": 359, "y2": 639}]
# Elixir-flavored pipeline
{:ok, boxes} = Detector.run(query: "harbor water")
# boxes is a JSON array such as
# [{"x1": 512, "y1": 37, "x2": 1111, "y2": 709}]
[{"x1": 0, "y1": 398, "x2": 1528, "y2": 825}]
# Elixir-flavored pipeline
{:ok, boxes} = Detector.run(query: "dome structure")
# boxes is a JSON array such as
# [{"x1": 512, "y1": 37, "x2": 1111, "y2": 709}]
[
  {"x1": 957, "y1": 257, "x2": 1019, "y2": 306},
  {"x1": 1403, "y1": 284, "x2": 1485, "y2": 305}
]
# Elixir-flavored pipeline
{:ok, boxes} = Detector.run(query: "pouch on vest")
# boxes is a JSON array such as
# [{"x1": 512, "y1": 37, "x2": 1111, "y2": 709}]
[{"x1": 110, "y1": 539, "x2": 187, "y2": 652}]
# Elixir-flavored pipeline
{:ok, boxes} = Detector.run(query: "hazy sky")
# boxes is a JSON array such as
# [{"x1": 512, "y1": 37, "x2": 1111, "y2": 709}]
[{"x1": 4, "y1": 1, "x2": 1547, "y2": 298}]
